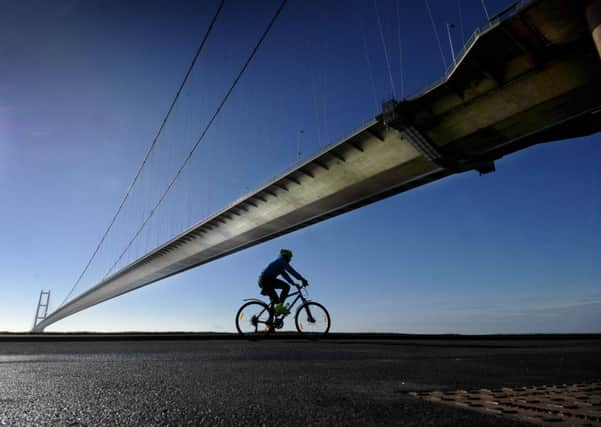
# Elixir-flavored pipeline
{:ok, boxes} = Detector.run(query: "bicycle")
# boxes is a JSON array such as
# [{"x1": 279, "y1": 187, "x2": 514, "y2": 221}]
[{"x1": 235, "y1": 282, "x2": 330, "y2": 339}]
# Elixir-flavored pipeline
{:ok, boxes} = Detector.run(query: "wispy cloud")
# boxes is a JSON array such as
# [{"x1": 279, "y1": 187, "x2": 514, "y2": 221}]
[
  {"x1": 441, "y1": 294, "x2": 601, "y2": 316},
  {"x1": 397, "y1": 294, "x2": 601, "y2": 333}
]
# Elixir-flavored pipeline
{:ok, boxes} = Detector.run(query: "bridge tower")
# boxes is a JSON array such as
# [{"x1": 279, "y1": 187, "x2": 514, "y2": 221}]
[{"x1": 32, "y1": 290, "x2": 51, "y2": 332}]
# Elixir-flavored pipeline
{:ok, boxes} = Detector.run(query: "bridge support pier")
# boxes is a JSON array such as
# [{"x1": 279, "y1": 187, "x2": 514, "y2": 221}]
[{"x1": 587, "y1": 0, "x2": 601, "y2": 60}]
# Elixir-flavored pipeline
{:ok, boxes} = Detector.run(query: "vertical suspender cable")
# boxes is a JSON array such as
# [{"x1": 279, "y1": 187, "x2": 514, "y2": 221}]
[
  {"x1": 321, "y1": 69, "x2": 330, "y2": 145},
  {"x1": 310, "y1": 65, "x2": 322, "y2": 148},
  {"x1": 104, "y1": 0, "x2": 288, "y2": 278},
  {"x1": 481, "y1": 0, "x2": 491, "y2": 21},
  {"x1": 447, "y1": 23, "x2": 456, "y2": 65},
  {"x1": 425, "y1": 0, "x2": 448, "y2": 71},
  {"x1": 359, "y1": 17, "x2": 379, "y2": 113},
  {"x1": 373, "y1": 0, "x2": 397, "y2": 99},
  {"x1": 396, "y1": 0, "x2": 404, "y2": 99},
  {"x1": 59, "y1": 0, "x2": 226, "y2": 307}
]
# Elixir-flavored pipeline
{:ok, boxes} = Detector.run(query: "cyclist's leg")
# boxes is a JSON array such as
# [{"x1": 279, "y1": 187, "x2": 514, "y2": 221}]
[
  {"x1": 259, "y1": 277, "x2": 280, "y2": 305},
  {"x1": 265, "y1": 287, "x2": 279, "y2": 305},
  {"x1": 272, "y1": 278, "x2": 290, "y2": 302}
]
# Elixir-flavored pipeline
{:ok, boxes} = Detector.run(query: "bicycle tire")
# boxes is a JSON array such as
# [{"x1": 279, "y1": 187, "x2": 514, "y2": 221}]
[
  {"x1": 235, "y1": 301, "x2": 273, "y2": 339},
  {"x1": 295, "y1": 301, "x2": 330, "y2": 339}
]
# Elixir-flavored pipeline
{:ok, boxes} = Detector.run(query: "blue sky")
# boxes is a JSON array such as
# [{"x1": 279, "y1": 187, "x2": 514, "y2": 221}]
[{"x1": 1, "y1": 0, "x2": 600, "y2": 333}]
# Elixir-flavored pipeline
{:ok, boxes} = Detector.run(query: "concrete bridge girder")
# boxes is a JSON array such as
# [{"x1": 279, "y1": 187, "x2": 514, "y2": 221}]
[{"x1": 34, "y1": 124, "x2": 435, "y2": 331}]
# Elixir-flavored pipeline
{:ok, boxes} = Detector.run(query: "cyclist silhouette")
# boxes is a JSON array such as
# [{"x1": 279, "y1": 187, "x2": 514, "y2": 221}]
[{"x1": 258, "y1": 249, "x2": 308, "y2": 315}]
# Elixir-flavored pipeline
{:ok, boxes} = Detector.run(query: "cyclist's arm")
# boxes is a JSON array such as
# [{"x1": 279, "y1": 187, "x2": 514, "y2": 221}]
[
  {"x1": 285, "y1": 264, "x2": 307, "y2": 283},
  {"x1": 280, "y1": 270, "x2": 295, "y2": 285}
]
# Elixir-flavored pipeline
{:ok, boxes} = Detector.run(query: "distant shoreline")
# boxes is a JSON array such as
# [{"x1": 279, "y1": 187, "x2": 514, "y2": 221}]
[{"x1": 1, "y1": 332, "x2": 600, "y2": 342}]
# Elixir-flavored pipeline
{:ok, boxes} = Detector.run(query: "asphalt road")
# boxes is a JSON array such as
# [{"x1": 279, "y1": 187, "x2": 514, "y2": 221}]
[{"x1": 0, "y1": 334, "x2": 599, "y2": 426}]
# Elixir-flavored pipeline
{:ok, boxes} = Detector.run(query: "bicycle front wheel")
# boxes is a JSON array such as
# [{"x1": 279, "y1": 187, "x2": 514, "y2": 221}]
[
  {"x1": 295, "y1": 301, "x2": 330, "y2": 338},
  {"x1": 236, "y1": 301, "x2": 273, "y2": 339}
]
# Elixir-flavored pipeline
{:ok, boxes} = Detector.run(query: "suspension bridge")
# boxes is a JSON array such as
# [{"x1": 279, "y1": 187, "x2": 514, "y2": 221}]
[{"x1": 32, "y1": 0, "x2": 601, "y2": 331}]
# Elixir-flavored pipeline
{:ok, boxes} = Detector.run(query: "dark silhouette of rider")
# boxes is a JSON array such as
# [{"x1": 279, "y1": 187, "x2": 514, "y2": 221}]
[{"x1": 258, "y1": 249, "x2": 308, "y2": 314}]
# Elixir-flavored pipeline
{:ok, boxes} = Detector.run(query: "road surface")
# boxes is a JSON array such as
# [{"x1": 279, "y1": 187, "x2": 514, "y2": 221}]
[{"x1": 0, "y1": 334, "x2": 599, "y2": 426}]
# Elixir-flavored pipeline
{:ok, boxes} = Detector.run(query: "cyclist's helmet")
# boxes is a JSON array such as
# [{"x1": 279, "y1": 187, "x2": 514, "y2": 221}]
[{"x1": 280, "y1": 248, "x2": 293, "y2": 260}]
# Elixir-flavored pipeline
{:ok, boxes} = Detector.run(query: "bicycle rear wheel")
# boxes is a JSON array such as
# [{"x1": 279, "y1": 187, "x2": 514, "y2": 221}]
[
  {"x1": 295, "y1": 301, "x2": 330, "y2": 339},
  {"x1": 236, "y1": 301, "x2": 273, "y2": 339}
]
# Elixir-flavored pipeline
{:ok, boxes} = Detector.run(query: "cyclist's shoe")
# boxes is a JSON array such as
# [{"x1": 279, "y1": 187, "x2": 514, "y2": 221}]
[{"x1": 274, "y1": 303, "x2": 289, "y2": 315}]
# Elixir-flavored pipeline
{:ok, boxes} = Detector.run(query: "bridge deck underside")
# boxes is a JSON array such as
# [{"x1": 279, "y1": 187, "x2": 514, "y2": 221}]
[{"x1": 38, "y1": 122, "x2": 448, "y2": 329}]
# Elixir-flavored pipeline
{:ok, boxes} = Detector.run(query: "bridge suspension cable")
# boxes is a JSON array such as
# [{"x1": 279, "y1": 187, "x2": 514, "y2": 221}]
[
  {"x1": 396, "y1": 0, "x2": 404, "y2": 98},
  {"x1": 59, "y1": 0, "x2": 225, "y2": 307},
  {"x1": 359, "y1": 16, "x2": 379, "y2": 112},
  {"x1": 104, "y1": 0, "x2": 289, "y2": 278},
  {"x1": 373, "y1": 0, "x2": 397, "y2": 99},
  {"x1": 425, "y1": 0, "x2": 448, "y2": 71}
]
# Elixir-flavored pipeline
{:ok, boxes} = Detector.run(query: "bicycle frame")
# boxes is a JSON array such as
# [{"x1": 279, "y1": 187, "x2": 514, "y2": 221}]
[
  {"x1": 254, "y1": 285, "x2": 311, "y2": 322},
  {"x1": 280, "y1": 286, "x2": 307, "y2": 311},
  {"x1": 273, "y1": 285, "x2": 318, "y2": 326}
]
